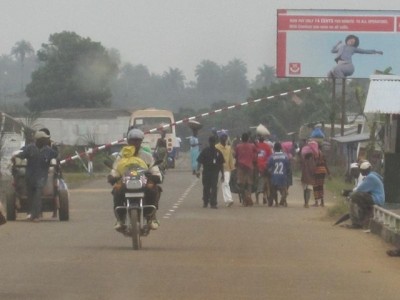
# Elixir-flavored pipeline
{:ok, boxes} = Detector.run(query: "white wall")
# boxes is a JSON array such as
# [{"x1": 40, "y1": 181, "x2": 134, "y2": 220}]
[
  {"x1": 36, "y1": 117, "x2": 130, "y2": 145},
  {"x1": 0, "y1": 132, "x2": 24, "y2": 175}
]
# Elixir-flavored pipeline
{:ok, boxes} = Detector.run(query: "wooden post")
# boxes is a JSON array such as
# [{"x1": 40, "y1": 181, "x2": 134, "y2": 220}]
[
  {"x1": 341, "y1": 78, "x2": 346, "y2": 136},
  {"x1": 330, "y1": 78, "x2": 336, "y2": 138}
]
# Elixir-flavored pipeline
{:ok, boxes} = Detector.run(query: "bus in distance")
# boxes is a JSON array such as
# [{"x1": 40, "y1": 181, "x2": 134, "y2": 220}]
[{"x1": 129, "y1": 108, "x2": 176, "y2": 154}]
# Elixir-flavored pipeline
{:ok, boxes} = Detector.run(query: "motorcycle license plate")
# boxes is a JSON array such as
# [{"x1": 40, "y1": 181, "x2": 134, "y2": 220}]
[{"x1": 125, "y1": 192, "x2": 145, "y2": 198}]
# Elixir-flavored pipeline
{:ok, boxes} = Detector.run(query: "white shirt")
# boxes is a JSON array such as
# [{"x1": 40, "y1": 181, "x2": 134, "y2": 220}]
[{"x1": 174, "y1": 137, "x2": 182, "y2": 148}]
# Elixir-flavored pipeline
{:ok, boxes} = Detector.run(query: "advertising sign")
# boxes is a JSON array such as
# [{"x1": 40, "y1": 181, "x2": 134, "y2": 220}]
[{"x1": 277, "y1": 9, "x2": 400, "y2": 78}]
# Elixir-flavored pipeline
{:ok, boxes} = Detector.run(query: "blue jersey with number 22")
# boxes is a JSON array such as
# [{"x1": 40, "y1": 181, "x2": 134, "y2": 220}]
[{"x1": 267, "y1": 152, "x2": 290, "y2": 187}]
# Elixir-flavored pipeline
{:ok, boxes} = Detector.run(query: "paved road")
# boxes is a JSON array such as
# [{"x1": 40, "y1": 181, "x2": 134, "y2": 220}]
[{"x1": 1, "y1": 156, "x2": 400, "y2": 300}]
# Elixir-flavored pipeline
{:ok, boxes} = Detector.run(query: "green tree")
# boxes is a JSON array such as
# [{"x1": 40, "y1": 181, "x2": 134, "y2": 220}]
[
  {"x1": 195, "y1": 60, "x2": 223, "y2": 103},
  {"x1": 221, "y1": 58, "x2": 249, "y2": 100},
  {"x1": 111, "y1": 63, "x2": 151, "y2": 108},
  {"x1": 251, "y1": 65, "x2": 277, "y2": 90},
  {"x1": 162, "y1": 67, "x2": 186, "y2": 108},
  {"x1": 163, "y1": 67, "x2": 185, "y2": 94},
  {"x1": 11, "y1": 40, "x2": 34, "y2": 92},
  {"x1": 25, "y1": 31, "x2": 118, "y2": 111},
  {"x1": 248, "y1": 78, "x2": 331, "y2": 139}
]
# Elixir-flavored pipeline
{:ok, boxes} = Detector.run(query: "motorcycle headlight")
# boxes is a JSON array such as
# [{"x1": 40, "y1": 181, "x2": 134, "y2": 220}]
[{"x1": 125, "y1": 179, "x2": 143, "y2": 190}]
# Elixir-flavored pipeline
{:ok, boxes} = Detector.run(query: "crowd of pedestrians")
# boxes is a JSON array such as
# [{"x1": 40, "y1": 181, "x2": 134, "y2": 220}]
[
  {"x1": 189, "y1": 123, "x2": 388, "y2": 258},
  {"x1": 190, "y1": 124, "x2": 335, "y2": 210}
]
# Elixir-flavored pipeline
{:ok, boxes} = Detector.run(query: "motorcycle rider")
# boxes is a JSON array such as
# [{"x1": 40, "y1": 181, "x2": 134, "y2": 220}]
[{"x1": 108, "y1": 128, "x2": 163, "y2": 232}]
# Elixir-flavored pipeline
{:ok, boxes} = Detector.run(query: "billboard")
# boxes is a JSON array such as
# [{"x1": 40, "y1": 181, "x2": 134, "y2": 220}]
[{"x1": 277, "y1": 9, "x2": 400, "y2": 78}]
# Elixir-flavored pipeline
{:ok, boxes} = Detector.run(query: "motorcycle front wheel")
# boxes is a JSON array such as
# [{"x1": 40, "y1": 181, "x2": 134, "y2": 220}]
[{"x1": 129, "y1": 209, "x2": 141, "y2": 250}]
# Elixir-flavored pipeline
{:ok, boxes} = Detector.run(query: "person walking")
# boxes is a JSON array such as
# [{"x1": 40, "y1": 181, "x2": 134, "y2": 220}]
[
  {"x1": 312, "y1": 144, "x2": 330, "y2": 207},
  {"x1": 174, "y1": 136, "x2": 182, "y2": 159},
  {"x1": 12, "y1": 130, "x2": 58, "y2": 222},
  {"x1": 196, "y1": 136, "x2": 225, "y2": 209},
  {"x1": 267, "y1": 142, "x2": 291, "y2": 207},
  {"x1": 215, "y1": 131, "x2": 235, "y2": 207},
  {"x1": 190, "y1": 129, "x2": 200, "y2": 175},
  {"x1": 255, "y1": 135, "x2": 272, "y2": 205},
  {"x1": 235, "y1": 132, "x2": 257, "y2": 207},
  {"x1": 301, "y1": 153, "x2": 315, "y2": 208}
]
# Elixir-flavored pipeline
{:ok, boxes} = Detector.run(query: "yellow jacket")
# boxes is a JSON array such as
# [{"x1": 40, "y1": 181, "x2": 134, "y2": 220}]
[
  {"x1": 116, "y1": 146, "x2": 148, "y2": 176},
  {"x1": 215, "y1": 143, "x2": 235, "y2": 172}
]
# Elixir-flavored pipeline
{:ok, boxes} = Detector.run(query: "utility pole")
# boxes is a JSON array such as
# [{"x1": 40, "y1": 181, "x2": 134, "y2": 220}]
[
  {"x1": 330, "y1": 78, "x2": 336, "y2": 138},
  {"x1": 341, "y1": 78, "x2": 346, "y2": 136}
]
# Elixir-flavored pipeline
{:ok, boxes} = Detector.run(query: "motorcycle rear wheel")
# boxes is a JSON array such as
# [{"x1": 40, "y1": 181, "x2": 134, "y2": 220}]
[{"x1": 130, "y1": 210, "x2": 141, "y2": 250}]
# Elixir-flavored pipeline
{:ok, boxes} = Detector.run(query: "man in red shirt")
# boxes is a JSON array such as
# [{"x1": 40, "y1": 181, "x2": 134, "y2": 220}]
[
  {"x1": 235, "y1": 132, "x2": 258, "y2": 206},
  {"x1": 255, "y1": 135, "x2": 272, "y2": 205}
]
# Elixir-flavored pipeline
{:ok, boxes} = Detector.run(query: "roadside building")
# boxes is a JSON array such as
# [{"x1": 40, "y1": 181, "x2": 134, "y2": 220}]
[
  {"x1": 34, "y1": 108, "x2": 132, "y2": 146},
  {"x1": 364, "y1": 75, "x2": 400, "y2": 203}
]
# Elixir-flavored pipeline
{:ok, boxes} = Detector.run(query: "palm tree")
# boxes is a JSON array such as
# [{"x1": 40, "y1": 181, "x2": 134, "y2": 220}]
[
  {"x1": 195, "y1": 60, "x2": 223, "y2": 100},
  {"x1": 163, "y1": 67, "x2": 185, "y2": 92},
  {"x1": 252, "y1": 65, "x2": 277, "y2": 90},
  {"x1": 11, "y1": 40, "x2": 34, "y2": 92},
  {"x1": 222, "y1": 58, "x2": 249, "y2": 99}
]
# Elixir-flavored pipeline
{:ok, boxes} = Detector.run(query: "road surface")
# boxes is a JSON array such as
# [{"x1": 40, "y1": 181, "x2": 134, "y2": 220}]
[{"x1": 1, "y1": 156, "x2": 400, "y2": 300}]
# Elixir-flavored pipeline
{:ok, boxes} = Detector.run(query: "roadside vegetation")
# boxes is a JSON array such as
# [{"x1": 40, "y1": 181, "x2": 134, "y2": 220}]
[{"x1": 325, "y1": 171, "x2": 354, "y2": 220}]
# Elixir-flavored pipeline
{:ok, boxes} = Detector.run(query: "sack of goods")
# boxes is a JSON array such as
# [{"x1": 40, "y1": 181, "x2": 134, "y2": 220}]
[
  {"x1": 187, "y1": 120, "x2": 203, "y2": 130},
  {"x1": 256, "y1": 124, "x2": 270, "y2": 137},
  {"x1": 310, "y1": 127, "x2": 325, "y2": 139}
]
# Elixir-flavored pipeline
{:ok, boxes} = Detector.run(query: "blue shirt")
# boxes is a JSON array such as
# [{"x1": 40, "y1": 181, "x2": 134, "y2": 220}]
[
  {"x1": 16, "y1": 144, "x2": 58, "y2": 186},
  {"x1": 355, "y1": 171, "x2": 385, "y2": 206},
  {"x1": 267, "y1": 152, "x2": 291, "y2": 187},
  {"x1": 190, "y1": 136, "x2": 199, "y2": 151}
]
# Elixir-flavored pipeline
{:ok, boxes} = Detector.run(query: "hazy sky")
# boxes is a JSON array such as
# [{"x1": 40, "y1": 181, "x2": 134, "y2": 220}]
[{"x1": 1, "y1": 0, "x2": 397, "y2": 81}]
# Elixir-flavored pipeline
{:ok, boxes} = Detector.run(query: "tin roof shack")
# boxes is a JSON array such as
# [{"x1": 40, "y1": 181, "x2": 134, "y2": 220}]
[
  {"x1": 364, "y1": 75, "x2": 400, "y2": 203},
  {"x1": 35, "y1": 108, "x2": 132, "y2": 146}
]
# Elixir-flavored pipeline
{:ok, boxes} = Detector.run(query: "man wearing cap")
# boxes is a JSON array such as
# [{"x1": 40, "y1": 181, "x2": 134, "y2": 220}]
[
  {"x1": 108, "y1": 128, "x2": 162, "y2": 231},
  {"x1": 347, "y1": 161, "x2": 385, "y2": 229},
  {"x1": 12, "y1": 130, "x2": 58, "y2": 222}
]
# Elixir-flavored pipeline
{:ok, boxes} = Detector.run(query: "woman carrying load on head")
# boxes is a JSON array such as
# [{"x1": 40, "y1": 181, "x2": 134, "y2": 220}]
[{"x1": 312, "y1": 143, "x2": 330, "y2": 207}]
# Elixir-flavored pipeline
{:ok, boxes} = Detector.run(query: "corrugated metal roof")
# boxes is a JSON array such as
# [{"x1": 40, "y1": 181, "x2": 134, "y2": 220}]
[
  {"x1": 331, "y1": 133, "x2": 370, "y2": 144},
  {"x1": 364, "y1": 75, "x2": 400, "y2": 114},
  {"x1": 39, "y1": 108, "x2": 133, "y2": 119}
]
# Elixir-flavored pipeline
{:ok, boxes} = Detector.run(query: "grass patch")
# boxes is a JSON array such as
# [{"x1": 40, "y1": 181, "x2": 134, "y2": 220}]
[
  {"x1": 325, "y1": 175, "x2": 353, "y2": 219},
  {"x1": 62, "y1": 172, "x2": 107, "y2": 189},
  {"x1": 326, "y1": 197, "x2": 348, "y2": 218}
]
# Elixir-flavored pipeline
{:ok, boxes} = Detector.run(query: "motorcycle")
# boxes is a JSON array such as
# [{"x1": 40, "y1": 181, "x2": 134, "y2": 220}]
[{"x1": 106, "y1": 159, "x2": 162, "y2": 250}]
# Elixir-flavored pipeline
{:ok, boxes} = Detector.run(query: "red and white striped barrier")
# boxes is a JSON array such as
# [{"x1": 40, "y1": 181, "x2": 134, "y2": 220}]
[{"x1": 59, "y1": 87, "x2": 311, "y2": 165}]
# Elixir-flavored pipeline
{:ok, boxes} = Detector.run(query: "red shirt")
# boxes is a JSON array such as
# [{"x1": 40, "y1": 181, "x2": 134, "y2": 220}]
[
  {"x1": 256, "y1": 142, "x2": 272, "y2": 172},
  {"x1": 235, "y1": 142, "x2": 257, "y2": 170}
]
